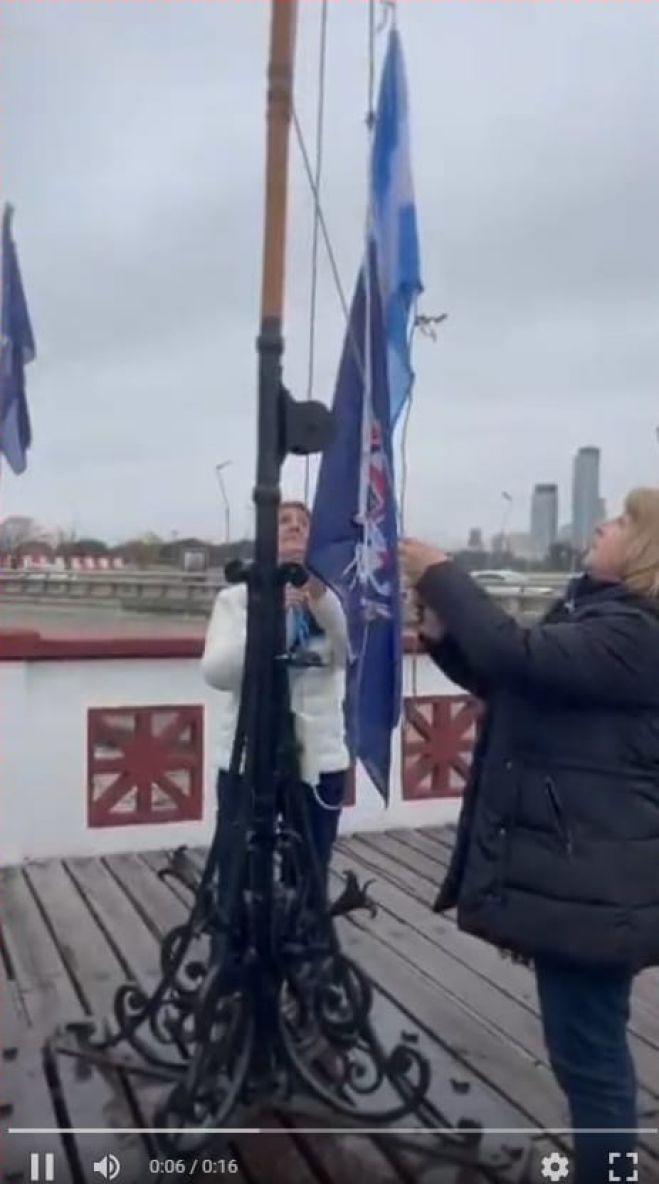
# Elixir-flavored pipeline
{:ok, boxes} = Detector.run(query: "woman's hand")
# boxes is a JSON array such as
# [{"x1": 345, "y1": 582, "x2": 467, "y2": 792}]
[
  {"x1": 399, "y1": 538, "x2": 449, "y2": 587},
  {"x1": 284, "y1": 584, "x2": 306, "y2": 611}
]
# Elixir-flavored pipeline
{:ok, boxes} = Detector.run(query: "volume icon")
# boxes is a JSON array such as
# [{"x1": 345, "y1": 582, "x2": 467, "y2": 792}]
[
  {"x1": 29, "y1": 1153, "x2": 55, "y2": 1181},
  {"x1": 93, "y1": 1154, "x2": 121, "y2": 1180}
]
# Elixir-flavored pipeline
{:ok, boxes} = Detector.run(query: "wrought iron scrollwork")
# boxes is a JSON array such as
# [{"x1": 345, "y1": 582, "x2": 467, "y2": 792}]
[{"x1": 57, "y1": 776, "x2": 436, "y2": 1160}]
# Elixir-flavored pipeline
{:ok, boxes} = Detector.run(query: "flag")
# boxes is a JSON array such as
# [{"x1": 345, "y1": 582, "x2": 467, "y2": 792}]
[
  {"x1": 1, "y1": 204, "x2": 35, "y2": 475},
  {"x1": 371, "y1": 28, "x2": 422, "y2": 427},
  {"x1": 307, "y1": 243, "x2": 401, "y2": 801}
]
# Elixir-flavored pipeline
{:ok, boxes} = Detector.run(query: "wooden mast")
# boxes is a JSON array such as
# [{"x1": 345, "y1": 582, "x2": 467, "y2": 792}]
[
  {"x1": 260, "y1": 0, "x2": 298, "y2": 325},
  {"x1": 247, "y1": 0, "x2": 299, "y2": 1074}
]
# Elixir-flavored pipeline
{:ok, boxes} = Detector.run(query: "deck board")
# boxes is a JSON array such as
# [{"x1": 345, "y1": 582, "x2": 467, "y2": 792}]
[
  {"x1": 2, "y1": 827, "x2": 658, "y2": 1183},
  {"x1": 0, "y1": 866, "x2": 84, "y2": 1034},
  {"x1": 347, "y1": 832, "x2": 659, "y2": 1064}
]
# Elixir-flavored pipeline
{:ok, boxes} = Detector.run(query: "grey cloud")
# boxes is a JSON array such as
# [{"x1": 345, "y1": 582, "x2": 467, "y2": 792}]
[{"x1": 1, "y1": 0, "x2": 658, "y2": 545}]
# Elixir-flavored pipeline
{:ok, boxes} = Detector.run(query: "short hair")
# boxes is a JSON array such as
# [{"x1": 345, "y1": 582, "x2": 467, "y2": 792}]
[
  {"x1": 621, "y1": 487, "x2": 659, "y2": 598},
  {"x1": 279, "y1": 500, "x2": 311, "y2": 520}
]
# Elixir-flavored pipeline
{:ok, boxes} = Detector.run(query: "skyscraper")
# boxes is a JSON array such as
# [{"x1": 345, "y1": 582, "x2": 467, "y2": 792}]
[
  {"x1": 530, "y1": 484, "x2": 559, "y2": 560},
  {"x1": 572, "y1": 447, "x2": 601, "y2": 552}
]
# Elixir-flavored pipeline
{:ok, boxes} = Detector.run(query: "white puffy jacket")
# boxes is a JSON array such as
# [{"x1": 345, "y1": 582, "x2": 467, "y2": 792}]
[{"x1": 200, "y1": 583, "x2": 350, "y2": 786}]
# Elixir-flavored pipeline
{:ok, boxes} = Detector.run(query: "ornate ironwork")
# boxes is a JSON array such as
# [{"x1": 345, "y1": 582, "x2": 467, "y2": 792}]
[{"x1": 57, "y1": 782, "x2": 437, "y2": 1158}]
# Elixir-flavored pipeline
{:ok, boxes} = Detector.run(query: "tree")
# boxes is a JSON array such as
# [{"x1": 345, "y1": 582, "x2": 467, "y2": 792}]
[
  {"x1": 56, "y1": 537, "x2": 109, "y2": 560},
  {"x1": 0, "y1": 516, "x2": 40, "y2": 551},
  {"x1": 113, "y1": 534, "x2": 164, "y2": 568}
]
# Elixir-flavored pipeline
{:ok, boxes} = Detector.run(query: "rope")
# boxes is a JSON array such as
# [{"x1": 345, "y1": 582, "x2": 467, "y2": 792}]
[
  {"x1": 367, "y1": 0, "x2": 377, "y2": 130},
  {"x1": 291, "y1": 1, "x2": 399, "y2": 434},
  {"x1": 400, "y1": 304, "x2": 419, "y2": 697},
  {"x1": 292, "y1": 107, "x2": 365, "y2": 386},
  {"x1": 303, "y1": 0, "x2": 329, "y2": 506},
  {"x1": 359, "y1": 0, "x2": 377, "y2": 524}
]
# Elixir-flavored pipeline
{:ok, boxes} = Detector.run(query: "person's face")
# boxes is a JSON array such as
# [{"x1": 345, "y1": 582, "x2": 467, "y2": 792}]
[
  {"x1": 583, "y1": 512, "x2": 631, "y2": 581},
  {"x1": 277, "y1": 504, "x2": 310, "y2": 562}
]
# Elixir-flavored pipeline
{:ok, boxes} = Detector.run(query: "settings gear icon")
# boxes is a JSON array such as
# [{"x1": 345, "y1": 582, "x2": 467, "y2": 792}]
[{"x1": 541, "y1": 1151, "x2": 570, "y2": 1181}]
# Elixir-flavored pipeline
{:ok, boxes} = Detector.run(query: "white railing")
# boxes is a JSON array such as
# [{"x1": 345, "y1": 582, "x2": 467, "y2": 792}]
[{"x1": 0, "y1": 631, "x2": 471, "y2": 866}]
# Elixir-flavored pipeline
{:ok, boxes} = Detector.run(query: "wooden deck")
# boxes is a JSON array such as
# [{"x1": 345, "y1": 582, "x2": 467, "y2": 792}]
[{"x1": 2, "y1": 827, "x2": 658, "y2": 1183}]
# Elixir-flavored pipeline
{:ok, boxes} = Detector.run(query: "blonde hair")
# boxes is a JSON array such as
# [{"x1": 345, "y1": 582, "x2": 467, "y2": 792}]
[{"x1": 621, "y1": 487, "x2": 659, "y2": 598}]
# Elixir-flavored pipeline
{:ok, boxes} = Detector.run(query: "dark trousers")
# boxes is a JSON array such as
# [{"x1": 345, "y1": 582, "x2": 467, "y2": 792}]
[
  {"x1": 216, "y1": 768, "x2": 345, "y2": 886},
  {"x1": 535, "y1": 956, "x2": 637, "y2": 1184}
]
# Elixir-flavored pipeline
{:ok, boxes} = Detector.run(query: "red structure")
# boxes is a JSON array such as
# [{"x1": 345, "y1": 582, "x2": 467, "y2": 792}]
[
  {"x1": 88, "y1": 705, "x2": 204, "y2": 827},
  {"x1": 401, "y1": 694, "x2": 482, "y2": 800}
]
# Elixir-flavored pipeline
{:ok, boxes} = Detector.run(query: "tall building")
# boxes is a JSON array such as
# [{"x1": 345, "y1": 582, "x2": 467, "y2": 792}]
[
  {"x1": 572, "y1": 447, "x2": 601, "y2": 551},
  {"x1": 530, "y1": 484, "x2": 559, "y2": 560}
]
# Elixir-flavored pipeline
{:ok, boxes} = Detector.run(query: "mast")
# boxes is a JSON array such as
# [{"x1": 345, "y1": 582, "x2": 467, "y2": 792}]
[
  {"x1": 260, "y1": 0, "x2": 298, "y2": 328},
  {"x1": 247, "y1": 0, "x2": 299, "y2": 1074}
]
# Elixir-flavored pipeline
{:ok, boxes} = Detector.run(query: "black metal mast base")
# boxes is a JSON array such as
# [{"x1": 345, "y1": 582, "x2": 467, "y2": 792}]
[
  {"x1": 50, "y1": 839, "x2": 518, "y2": 1180},
  {"x1": 51, "y1": 826, "x2": 434, "y2": 1148}
]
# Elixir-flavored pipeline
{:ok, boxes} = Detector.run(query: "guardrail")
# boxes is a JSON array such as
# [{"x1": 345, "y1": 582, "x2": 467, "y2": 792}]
[
  {"x1": 0, "y1": 569, "x2": 224, "y2": 614},
  {"x1": 0, "y1": 567, "x2": 563, "y2": 621}
]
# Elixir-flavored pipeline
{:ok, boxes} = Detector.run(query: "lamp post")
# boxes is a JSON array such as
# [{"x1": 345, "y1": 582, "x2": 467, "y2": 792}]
[
  {"x1": 499, "y1": 491, "x2": 513, "y2": 550},
  {"x1": 215, "y1": 460, "x2": 232, "y2": 542}
]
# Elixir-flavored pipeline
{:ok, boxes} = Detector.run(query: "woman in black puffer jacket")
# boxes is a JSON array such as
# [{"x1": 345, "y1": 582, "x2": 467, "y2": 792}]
[{"x1": 400, "y1": 487, "x2": 659, "y2": 1184}]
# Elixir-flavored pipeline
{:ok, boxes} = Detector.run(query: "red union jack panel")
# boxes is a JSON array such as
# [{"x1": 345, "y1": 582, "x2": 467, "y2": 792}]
[
  {"x1": 88, "y1": 705, "x2": 203, "y2": 827},
  {"x1": 402, "y1": 695, "x2": 482, "y2": 800}
]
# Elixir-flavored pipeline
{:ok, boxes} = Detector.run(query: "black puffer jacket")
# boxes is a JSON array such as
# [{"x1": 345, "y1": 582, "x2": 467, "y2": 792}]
[{"x1": 417, "y1": 565, "x2": 659, "y2": 969}]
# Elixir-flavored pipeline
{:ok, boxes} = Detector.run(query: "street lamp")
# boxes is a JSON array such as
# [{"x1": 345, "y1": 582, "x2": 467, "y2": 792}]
[
  {"x1": 215, "y1": 460, "x2": 232, "y2": 542},
  {"x1": 499, "y1": 491, "x2": 513, "y2": 546}
]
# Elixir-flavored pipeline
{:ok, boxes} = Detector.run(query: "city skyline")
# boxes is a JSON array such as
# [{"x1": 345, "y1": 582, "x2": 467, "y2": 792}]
[{"x1": 1, "y1": 4, "x2": 658, "y2": 545}]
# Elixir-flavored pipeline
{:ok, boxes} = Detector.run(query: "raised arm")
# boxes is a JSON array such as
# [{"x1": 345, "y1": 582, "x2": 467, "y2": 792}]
[
  {"x1": 422, "y1": 634, "x2": 490, "y2": 700},
  {"x1": 417, "y1": 562, "x2": 652, "y2": 706}
]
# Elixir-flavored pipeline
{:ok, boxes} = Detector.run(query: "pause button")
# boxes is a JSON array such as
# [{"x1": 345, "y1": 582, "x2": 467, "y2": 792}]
[{"x1": 29, "y1": 1152, "x2": 55, "y2": 1181}]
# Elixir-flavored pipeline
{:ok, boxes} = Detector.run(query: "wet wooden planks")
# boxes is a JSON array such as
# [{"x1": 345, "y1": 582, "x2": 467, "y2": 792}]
[
  {"x1": 1, "y1": 829, "x2": 658, "y2": 1183},
  {"x1": 339, "y1": 829, "x2": 659, "y2": 1176}
]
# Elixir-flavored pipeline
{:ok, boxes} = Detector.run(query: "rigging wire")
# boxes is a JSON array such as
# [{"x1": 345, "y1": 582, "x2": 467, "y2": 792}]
[
  {"x1": 303, "y1": 0, "x2": 329, "y2": 506},
  {"x1": 291, "y1": 107, "x2": 364, "y2": 383},
  {"x1": 367, "y1": 0, "x2": 377, "y2": 129},
  {"x1": 290, "y1": 1, "x2": 399, "y2": 404},
  {"x1": 400, "y1": 304, "x2": 420, "y2": 696}
]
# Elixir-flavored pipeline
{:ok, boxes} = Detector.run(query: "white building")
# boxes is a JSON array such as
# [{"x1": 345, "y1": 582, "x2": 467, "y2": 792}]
[
  {"x1": 572, "y1": 447, "x2": 601, "y2": 552},
  {"x1": 530, "y1": 484, "x2": 558, "y2": 560}
]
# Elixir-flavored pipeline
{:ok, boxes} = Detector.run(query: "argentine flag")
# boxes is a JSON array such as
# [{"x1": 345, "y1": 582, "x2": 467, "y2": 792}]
[{"x1": 370, "y1": 28, "x2": 423, "y2": 427}]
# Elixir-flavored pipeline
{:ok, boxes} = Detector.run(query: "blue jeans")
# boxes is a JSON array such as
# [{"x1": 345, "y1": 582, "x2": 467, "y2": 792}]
[{"x1": 535, "y1": 956, "x2": 637, "y2": 1184}]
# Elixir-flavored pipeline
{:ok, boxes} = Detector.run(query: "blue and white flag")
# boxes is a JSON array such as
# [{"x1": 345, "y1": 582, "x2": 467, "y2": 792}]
[
  {"x1": 307, "y1": 243, "x2": 401, "y2": 802},
  {"x1": 1, "y1": 204, "x2": 35, "y2": 475},
  {"x1": 371, "y1": 28, "x2": 422, "y2": 427}
]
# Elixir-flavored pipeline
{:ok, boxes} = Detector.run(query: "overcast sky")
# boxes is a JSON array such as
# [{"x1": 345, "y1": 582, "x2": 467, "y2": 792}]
[{"x1": 2, "y1": 1, "x2": 658, "y2": 547}]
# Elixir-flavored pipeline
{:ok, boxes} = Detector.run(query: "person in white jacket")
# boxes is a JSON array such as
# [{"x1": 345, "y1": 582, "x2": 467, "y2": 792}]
[{"x1": 201, "y1": 500, "x2": 350, "y2": 888}]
